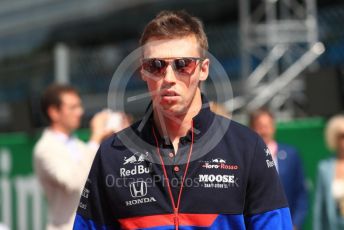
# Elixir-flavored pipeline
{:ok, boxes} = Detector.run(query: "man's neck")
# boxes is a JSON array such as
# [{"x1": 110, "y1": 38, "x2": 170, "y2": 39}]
[
  {"x1": 49, "y1": 124, "x2": 72, "y2": 137},
  {"x1": 153, "y1": 92, "x2": 202, "y2": 150}
]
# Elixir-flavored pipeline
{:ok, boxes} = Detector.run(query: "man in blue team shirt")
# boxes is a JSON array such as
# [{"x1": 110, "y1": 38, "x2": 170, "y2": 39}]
[
  {"x1": 250, "y1": 108, "x2": 308, "y2": 229},
  {"x1": 73, "y1": 10, "x2": 292, "y2": 229}
]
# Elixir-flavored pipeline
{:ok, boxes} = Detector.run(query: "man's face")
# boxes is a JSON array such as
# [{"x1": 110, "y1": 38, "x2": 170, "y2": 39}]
[
  {"x1": 141, "y1": 35, "x2": 209, "y2": 117},
  {"x1": 251, "y1": 113, "x2": 275, "y2": 144},
  {"x1": 50, "y1": 92, "x2": 84, "y2": 133}
]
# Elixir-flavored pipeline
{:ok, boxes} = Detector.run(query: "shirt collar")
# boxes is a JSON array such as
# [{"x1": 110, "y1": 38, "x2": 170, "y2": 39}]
[
  {"x1": 46, "y1": 128, "x2": 75, "y2": 143},
  {"x1": 137, "y1": 93, "x2": 215, "y2": 146}
]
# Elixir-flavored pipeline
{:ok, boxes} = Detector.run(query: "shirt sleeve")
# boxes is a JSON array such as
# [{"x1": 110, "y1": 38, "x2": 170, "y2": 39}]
[
  {"x1": 244, "y1": 136, "x2": 292, "y2": 229},
  {"x1": 73, "y1": 147, "x2": 121, "y2": 230},
  {"x1": 34, "y1": 143, "x2": 89, "y2": 192}
]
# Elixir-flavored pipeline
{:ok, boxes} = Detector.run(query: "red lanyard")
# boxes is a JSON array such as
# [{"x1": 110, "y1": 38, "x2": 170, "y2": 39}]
[{"x1": 152, "y1": 120, "x2": 194, "y2": 230}]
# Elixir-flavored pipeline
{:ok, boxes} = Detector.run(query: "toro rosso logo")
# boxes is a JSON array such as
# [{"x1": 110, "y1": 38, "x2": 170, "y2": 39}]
[
  {"x1": 201, "y1": 158, "x2": 239, "y2": 170},
  {"x1": 212, "y1": 158, "x2": 226, "y2": 163}
]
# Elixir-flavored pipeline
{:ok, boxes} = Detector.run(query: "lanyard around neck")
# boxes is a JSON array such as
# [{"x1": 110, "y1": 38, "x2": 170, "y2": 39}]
[{"x1": 152, "y1": 120, "x2": 194, "y2": 229}]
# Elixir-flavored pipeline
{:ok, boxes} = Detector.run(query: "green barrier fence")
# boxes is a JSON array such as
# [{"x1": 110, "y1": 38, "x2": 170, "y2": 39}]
[{"x1": 0, "y1": 118, "x2": 332, "y2": 229}]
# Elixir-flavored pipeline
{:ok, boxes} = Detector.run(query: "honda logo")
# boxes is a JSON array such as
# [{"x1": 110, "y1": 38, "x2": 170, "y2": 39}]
[{"x1": 129, "y1": 181, "x2": 147, "y2": 198}]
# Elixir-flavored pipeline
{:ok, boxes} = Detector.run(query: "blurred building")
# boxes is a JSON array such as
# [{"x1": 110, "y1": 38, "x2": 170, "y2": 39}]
[{"x1": 0, "y1": 0, "x2": 344, "y2": 132}]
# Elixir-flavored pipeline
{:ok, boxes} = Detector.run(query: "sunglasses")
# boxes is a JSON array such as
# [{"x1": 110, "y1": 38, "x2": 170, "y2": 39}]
[{"x1": 141, "y1": 57, "x2": 205, "y2": 77}]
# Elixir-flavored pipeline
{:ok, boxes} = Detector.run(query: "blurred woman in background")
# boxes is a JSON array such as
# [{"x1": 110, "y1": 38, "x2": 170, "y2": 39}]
[{"x1": 314, "y1": 115, "x2": 344, "y2": 230}]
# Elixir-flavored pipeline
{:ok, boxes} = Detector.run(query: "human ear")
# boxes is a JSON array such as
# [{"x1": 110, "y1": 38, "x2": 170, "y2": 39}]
[
  {"x1": 47, "y1": 106, "x2": 60, "y2": 123},
  {"x1": 199, "y1": 58, "x2": 209, "y2": 81},
  {"x1": 140, "y1": 67, "x2": 147, "y2": 82}
]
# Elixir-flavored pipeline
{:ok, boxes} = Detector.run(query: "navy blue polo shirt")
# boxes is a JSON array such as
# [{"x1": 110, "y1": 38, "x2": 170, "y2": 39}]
[{"x1": 73, "y1": 95, "x2": 292, "y2": 230}]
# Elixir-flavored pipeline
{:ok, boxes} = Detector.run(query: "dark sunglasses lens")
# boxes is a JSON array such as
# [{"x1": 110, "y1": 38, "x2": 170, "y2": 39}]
[
  {"x1": 174, "y1": 58, "x2": 197, "y2": 75},
  {"x1": 143, "y1": 59, "x2": 166, "y2": 75}
]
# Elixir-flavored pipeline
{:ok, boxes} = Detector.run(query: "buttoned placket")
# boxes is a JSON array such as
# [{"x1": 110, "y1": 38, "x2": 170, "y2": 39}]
[{"x1": 158, "y1": 136, "x2": 192, "y2": 202}]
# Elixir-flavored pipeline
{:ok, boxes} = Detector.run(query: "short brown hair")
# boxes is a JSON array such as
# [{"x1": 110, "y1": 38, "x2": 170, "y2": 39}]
[
  {"x1": 140, "y1": 10, "x2": 208, "y2": 57},
  {"x1": 249, "y1": 107, "x2": 275, "y2": 127},
  {"x1": 41, "y1": 84, "x2": 79, "y2": 122}
]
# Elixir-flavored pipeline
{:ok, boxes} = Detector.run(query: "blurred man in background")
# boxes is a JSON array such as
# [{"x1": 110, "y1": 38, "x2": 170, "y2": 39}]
[
  {"x1": 250, "y1": 108, "x2": 308, "y2": 230},
  {"x1": 34, "y1": 84, "x2": 112, "y2": 230}
]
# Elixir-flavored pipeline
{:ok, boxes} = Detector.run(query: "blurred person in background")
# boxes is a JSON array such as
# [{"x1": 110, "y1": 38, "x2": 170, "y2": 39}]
[
  {"x1": 314, "y1": 115, "x2": 344, "y2": 230},
  {"x1": 250, "y1": 108, "x2": 308, "y2": 230},
  {"x1": 34, "y1": 84, "x2": 124, "y2": 230}
]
